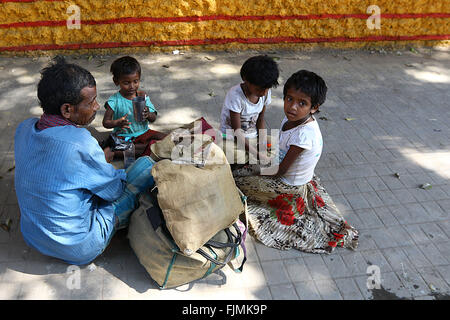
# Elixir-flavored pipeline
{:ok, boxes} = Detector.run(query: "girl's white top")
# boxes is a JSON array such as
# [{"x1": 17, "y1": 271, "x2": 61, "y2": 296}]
[
  {"x1": 220, "y1": 84, "x2": 271, "y2": 139},
  {"x1": 278, "y1": 116, "x2": 323, "y2": 186}
]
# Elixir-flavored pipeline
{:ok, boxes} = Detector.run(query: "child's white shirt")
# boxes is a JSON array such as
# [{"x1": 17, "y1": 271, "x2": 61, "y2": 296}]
[
  {"x1": 278, "y1": 116, "x2": 323, "y2": 186},
  {"x1": 220, "y1": 84, "x2": 271, "y2": 139}
]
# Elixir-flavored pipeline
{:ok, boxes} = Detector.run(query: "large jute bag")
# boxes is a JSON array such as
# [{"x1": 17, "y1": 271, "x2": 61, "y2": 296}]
[
  {"x1": 150, "y1": 117, "x2": 217, "y2": 163},
  {"x1": 148, "y1": 118, "x2": 244, "y2": 255},
  {"x1": 128, "y1": 192, "x2": 247, "y2": 289},
  {"x1": 151, "y1": 157, "x2": 244, "y2": 255}
]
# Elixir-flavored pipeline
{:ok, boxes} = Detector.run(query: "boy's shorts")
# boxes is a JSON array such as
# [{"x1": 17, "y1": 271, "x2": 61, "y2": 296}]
[{"x1": 134, "y1": 129, "x2": 166, "y2": 157}]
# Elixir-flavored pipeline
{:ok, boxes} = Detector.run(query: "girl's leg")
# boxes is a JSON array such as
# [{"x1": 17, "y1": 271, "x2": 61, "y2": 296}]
[{"x1": 112, "y1": 156, "x2": 156, "y2": 229}]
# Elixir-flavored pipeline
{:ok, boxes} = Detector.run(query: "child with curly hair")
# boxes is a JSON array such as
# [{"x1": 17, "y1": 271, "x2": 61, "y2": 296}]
[{"x1": 234, "y1": 70, "x2": 359, "y2": 254}]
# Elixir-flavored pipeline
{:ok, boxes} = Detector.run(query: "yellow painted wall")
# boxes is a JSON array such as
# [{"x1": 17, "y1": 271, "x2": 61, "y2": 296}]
[{"x1": 0, "y1": 0, "x2": 448, "y2": 55}]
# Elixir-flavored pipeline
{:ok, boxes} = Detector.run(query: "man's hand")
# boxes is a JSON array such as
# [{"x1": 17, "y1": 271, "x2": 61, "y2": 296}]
[{"x1": 103, "y1": 146, "x2": 114, "y2": 163}]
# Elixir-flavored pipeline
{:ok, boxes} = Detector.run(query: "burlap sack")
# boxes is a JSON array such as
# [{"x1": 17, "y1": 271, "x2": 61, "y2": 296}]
[
  {"x1": 151, "y1": 157, "x2": 244, "y2": 255},
  {"x1": 149, "y1": 132, "x2": 176, "y2": 160},
  {"x1": 128, "y1": 192, "x2": 245, "y2": 289},
  {"x1": 150, "y1": 117, "x2": 217, "y2": 162}
]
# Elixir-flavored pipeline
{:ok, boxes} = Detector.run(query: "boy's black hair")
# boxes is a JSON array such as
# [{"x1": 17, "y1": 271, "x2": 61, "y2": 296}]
[
  {"x1": 37, "y1": 56, "x2": 96, "y2": 115},
  {"x1": 110, "y1": 56, "x2": 141, "y2": 80},
  {"x1": 283, "y1": 70, "x2": 327, "y2": 108},
  {"x1": 240, "y1": 55, "x2": 279, "y2": 88}
]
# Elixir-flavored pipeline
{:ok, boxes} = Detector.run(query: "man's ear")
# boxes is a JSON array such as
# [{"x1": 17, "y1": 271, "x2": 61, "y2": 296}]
[
  {"x1": 113, "y1": 77, "x2": 119, "y2": 86},
  {"x1": 60, "y1": 103, "x2": 72, "y2": 119}
]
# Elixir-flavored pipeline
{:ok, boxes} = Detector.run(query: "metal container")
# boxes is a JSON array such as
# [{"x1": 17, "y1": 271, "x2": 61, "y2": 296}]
[{"x1": 132, "y1": 96, "x2": 146, "y2": 122}]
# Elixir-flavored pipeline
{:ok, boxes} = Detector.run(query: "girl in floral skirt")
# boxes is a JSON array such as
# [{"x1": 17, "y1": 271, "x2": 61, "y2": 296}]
[{"x1": 233, "y1": 70, "x2": 359, "y2": 253}]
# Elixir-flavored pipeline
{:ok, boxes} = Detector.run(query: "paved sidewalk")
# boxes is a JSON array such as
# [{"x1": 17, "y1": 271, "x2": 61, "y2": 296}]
[{"x1": 0, "y1": 47, "x2": 449, "y2": 300}]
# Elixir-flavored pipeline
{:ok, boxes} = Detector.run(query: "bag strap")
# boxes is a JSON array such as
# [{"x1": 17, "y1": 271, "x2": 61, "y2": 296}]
[
  {"x1": 200, "y1": 189, "x2": 249, "y2": 271},
  {"x1": 196, "y1": 223, "x2": 242, "y2": 266},
  {"x1": 205, "y1": 224, "x2": 241, "y2": 249},
  {"x1": 196, "y1": 248, "x2": 231, "y2": 266},
  {"x1": 232, "y1": 188, "x2": 249, "y2": 272}
]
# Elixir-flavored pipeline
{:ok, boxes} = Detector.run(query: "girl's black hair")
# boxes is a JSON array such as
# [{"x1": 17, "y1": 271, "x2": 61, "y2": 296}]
[
  {"x1": 283, "y1": 70, "x2": 327, "y2": 108},
  {"x1": 37, "y1": 56, "x2": 96, "y2": 115},
  {"x1": 240, "y1": 55, "x2": 279, "y2": 88},
  {"x1": 110, "y1": 56, "x2": 141, "y2": 80}
]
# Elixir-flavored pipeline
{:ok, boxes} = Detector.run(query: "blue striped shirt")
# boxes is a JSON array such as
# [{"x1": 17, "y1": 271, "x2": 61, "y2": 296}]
[{"x1": 14, "y1": 118, "x2": 127, "y2": 265}]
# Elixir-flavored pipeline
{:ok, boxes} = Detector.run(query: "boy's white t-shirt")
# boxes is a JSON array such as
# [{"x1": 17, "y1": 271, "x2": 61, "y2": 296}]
[
  {"x1": 220, "y1": 84, "x2": 271, "y2": 139},
  {"x1": 278, "y1": 116, "x2": 323, "y2": 186}
]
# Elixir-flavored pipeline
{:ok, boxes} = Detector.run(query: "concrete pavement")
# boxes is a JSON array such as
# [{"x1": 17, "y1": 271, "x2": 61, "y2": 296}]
[{"x1": 0, "y1": 46, "x2": 449, "y2": 300}]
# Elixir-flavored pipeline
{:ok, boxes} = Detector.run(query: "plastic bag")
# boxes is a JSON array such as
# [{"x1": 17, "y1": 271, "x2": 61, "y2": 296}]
[{"x1": 100, "y1": 133, "x2": 133, "y2": 151}]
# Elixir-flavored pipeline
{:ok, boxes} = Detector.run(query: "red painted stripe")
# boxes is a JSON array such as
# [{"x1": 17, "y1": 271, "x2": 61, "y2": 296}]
[
  {"x1": 1, "y1": 34, "x2": 448, "y2": 52},
  {"x1": 0, "y1": 20, "x2": 66, "y2": 28},
  {"x1": 0, "y1": 0, "x2": 63, "y2": 2},
  {"x1": 1, "y1": 12, "x2": 449, "y2": 29}
]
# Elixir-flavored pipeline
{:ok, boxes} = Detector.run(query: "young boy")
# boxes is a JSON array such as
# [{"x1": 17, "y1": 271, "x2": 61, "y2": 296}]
[
  {"x1": 103, "y1": 56, "x2": 165, "y2": 157},
  {"x1": 219, "y1": 55, "x2": 279, "y2": 164}
]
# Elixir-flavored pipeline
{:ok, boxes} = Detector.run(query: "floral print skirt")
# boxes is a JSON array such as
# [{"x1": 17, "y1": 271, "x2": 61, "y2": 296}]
[{"x1": 234, "y1": 175, "x2": 359, "y2": 254}]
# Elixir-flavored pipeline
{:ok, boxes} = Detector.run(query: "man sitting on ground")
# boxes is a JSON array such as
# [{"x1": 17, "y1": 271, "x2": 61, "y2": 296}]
[{"x1": 14, "y1": 56, "x2": 156, "y2": 265}]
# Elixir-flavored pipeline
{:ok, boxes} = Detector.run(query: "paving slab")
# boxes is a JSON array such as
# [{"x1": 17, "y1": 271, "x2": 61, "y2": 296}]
[{"x1": 0, "y1": 46, "x2": 449, "y2": 300}]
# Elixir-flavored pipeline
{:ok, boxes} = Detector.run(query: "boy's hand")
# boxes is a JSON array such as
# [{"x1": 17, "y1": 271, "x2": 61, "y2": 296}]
[
  {"x1": 115, "y1": 114, "x2": 130, "y2": 129},
  {"x1": 143, "y1": 107, "x2": 157, "y2": 122},
  {"x1": 142, "y1": 107, "x2": 150, "y2": 120},
  {"x1": 258, "y1": 152, "x2": 272, "y2": 166},
  {"x1": 137, "y1": 90, "x2": 147, "y2": 97}
]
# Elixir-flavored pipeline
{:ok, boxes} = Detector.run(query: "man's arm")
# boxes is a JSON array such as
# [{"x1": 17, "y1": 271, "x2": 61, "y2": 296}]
[
  {"x1": 102, "y1": 146, "x2": 114, "y2": 163},
  {"x1": 80, "y1": 134, "x2": 127, "y2": 202}
]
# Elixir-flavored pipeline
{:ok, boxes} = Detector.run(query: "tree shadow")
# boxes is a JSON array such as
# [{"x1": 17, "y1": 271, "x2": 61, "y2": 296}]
[{"x1": 1, "y1": 46, "x2": 449, "y2": 299}]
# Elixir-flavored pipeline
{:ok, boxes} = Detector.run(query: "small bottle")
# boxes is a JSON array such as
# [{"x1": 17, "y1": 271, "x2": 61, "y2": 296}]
[{"x1": 123, "y1": 142, "x2": 135, "y2": 169}]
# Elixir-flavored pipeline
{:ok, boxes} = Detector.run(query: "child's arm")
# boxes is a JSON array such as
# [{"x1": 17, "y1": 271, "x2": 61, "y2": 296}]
[
  {"x1": 229, "y1": 110, "x2": 242, "y2": 132},
  {"x1": 256, "y1": 105, "x2": 266, "y2": 131},
  {"x1": 138, "y1": 91, "x2": 157, "y2": 123},
  {"x1": 142, "y1": 108, "x2": 157, "y2": 123},
  {"x1": 260, "y1": 145, "x2": 303, "y2": 177},
  {"x1": 255, "y1": 105, "x2": 272, "y2": 149},
  {"x1": 232, "y1": 107, "x2": 271, "y2": 162},
  {"x1": 102, "y1": 102, "x2": 131, "y2": 130},
  {"x1": 230, "y1": 111, "x2": 260, "y2": 160}
]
